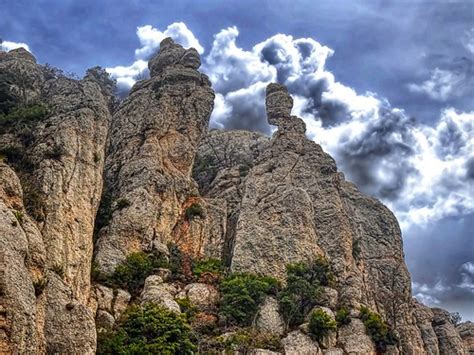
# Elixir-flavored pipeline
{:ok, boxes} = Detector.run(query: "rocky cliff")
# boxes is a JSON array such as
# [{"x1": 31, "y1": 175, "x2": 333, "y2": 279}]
[{"x1": 0, "y1": 40, "x2": 468, "y2": 354}]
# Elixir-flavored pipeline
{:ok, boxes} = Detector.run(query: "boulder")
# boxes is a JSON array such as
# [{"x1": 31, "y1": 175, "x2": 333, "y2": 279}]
[
  {"x1": 337, "y1": 318, "x2": 376, "y2": 355},
  {"x1": 282, "y1": 331, "x2": 322, "y2": 355},
  {"x1": 257, "y1": 297, "x2": 285, "y2": 336},
  {"x1": 140, "y1": 276, "x2": 180, "y2": 313},
  {"x1": 183, "y1": 283, "x2": 219, "y2": 311}
]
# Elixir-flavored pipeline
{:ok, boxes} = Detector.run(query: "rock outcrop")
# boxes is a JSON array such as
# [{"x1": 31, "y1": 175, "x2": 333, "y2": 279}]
[
  {"x1": 457, "y1": 322, "x2": 474, "y2": 354},
  {"x1": 0, "y1": 42, "x2": 468, "y2": 354},
  {"x1": 0, "y1": 49, "x2": 113, "y2": 353},
  {"x1": 194, "y1": 82, "x2": 468, "y2": 354},
  {"x1": 94, "y1": 38, "x2": 215, "y2": 273}
]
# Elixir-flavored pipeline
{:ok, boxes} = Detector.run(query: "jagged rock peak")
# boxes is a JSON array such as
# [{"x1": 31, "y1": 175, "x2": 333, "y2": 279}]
[
  {"x1": 148, "y1": 37, "x2": 201, "y2": 77},
  {"x1": 0, "y1": 47, "x2": 37, "y2": 63},
  {"x1": 266, "y1": 82, "x2": 306, "y2": 135}
]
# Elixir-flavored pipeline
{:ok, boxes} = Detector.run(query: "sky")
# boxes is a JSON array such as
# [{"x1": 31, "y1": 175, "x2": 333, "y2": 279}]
[{"x1": 1, "y1": 0, "x2": 473, "y2": 320}]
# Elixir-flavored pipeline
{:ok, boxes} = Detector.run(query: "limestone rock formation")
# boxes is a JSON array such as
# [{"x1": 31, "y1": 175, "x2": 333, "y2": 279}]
[
  {"x1": 94, "y1": 38, "x2": 215, "y2": 273},
  {"x1": 0, "y1": 42, "x2": 468, "y2": 355},
  {"x1": 457, "y1": 322, "x2": 474, "y2": 354},
  {"x1": 194, "y1": 82, "x2": 468, "y2": 354},
  {"x1": 0, "y1": 48, "x2": 113, "y2": 353}
]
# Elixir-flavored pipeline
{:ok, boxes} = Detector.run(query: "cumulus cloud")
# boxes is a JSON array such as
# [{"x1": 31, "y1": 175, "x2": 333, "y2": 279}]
[
  {"x1": 106, "y1": 22, "x2": 203, "y2": 93},
  {"x1": 199, "y1": 27, "x2": 474, "y2": 231},
  {"x1": 463, "y1": 28, "x2": 474, "y2": 54},
  {"x1": 407, "y1": 67, "x2": 473, "y2": 101},
  {"x1": 0, "y1": 39, "x2": 30, "y2": 52},
  {"x1": 459, "y1": 262, "x2": 474, "y2": 293},
  {"x1": 134, "y1": 23, "x2": 203, "y2": 59}
]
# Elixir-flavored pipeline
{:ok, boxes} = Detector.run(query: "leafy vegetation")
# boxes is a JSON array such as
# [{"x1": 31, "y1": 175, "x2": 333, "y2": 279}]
[
  {"x1": 176, "y1": 297, "x2": 199, "y2": 320},
  {"x1": 103, "y1": 251, "x2": 168, "y2": 296},
  {"x1": 219, "y1": 272, "x2": 279, "y2": 326},
  {"x1": 13, "y1": 210, "x2": 24, "y2": 225},
  {"x1": 96, "y1": 304, "x2": 195, "y2": 355},
  {"x1": 192, "y1": 257, "x2": 224, "y2": 279},
  {"x1": 168, "y1": 243, "x2": 184, "y2": 277},
  {"x1": 185, "y1": 203, "x2": 205, "y2": 220},
  {"x1": 308, "y1": 308, "x2": 337, "y2": 342},
  {"x1": 0, "y1": 103, "x2": 49, "y2": 137},
  {"x1": 33, "y1": 277, "x2": 48, "y2": 296},
  {"x1": 218, "y1": 328, "x2": 282, "y2": 353},
  {"x1": 51, "y1": 264, "x2": 65, "y2": 278},
  {"x1": 360, "y1": 306, "x2": 398, "y2": 351},
  {"x1": 335, "y1": 307, "x2": 351, "y2": 326},
  {"x1": 278, "y1": 257, "x2": 334, "y2": 327}
]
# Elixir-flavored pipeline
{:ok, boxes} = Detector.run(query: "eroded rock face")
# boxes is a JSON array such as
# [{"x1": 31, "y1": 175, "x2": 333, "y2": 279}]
[
  {"x1": 0, "y1": 49, "x2": 112, "y2": 353},
  {"x1": 457, "y1": 321, "x2": 474, "y2": 354},
  {"x1": 337, "y1": 318, "x2": 377, "y2": 355},
  {"x1": 431, "y1": 308, "x2": 467, "y2": 355},
  {"x1": 94, "y1": 38, "x2": 215, "y2": 273},
  {"x1": 0, "y1": 163, "x2": 44, "y2": 354},
  {"x1": 194, "y1": 83, "x2": 467, "y2": 354}
]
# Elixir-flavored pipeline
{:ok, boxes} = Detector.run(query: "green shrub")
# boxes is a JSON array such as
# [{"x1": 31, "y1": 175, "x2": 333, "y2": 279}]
[
  {"x1": 168, "y1": 243, "x2": 184, "y2": 276},
  {"x1": 185, "y1": 203, "x2": 205, "y2": 220},
  {"x1": 1, "y1": 104, "x2": 48, "y2": 122},
  {"x1": 278, "y1": 258, "x2": 334, "y2": 327},
  {"x1": 105, "y1": 251, "x2": 168, "y2": 296},
  {"x1": 336, "y1": 307, "x2": 351, "y2": 326},
  {"x1": 0, "y1": 146, "x2": 25, "y2": 164},
  {"x1": 33, "y1": 277, "x2": 48, "y2": 296},
  {"x1": 51, "y1": 264, "x2": 65, "y2": 278},
  {"x1": 115, "y1": 198, "x2": 131, "y2": 210},
  {"x1": 96, "y1": 304, "x2": 195, "y2": 354},
  {"x1": 360, "y1": 306, "x2": 397, "y2": 351},
  {"x1": 13, "y1": 210, "x2": 24, "y2": 225},
  {"x1": 192, "y1": 258, "x2": 224, "y2": 279},
  {"x1": 308, "y1": 308, "x2": 337, "y2": 342},
  {"x1": 176, "y1": 297, "x2": 199, "y2": 320},
  {"x1": 219, "y1": 273, "x2": 279, "y2": 326},
  {"x1": 219, "y1": 328, "x2": 282, "y2": 353}
]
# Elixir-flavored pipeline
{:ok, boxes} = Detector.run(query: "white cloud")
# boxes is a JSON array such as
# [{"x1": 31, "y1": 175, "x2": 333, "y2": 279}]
[
  {"x1": 204, "y1": 26, "x2": 276, "y2": 94},
  {"x1": 0, "y1": 40, "x2": 30, "y2": 52},
  {"x1": 459, "y1": 262, "x2": 474, "y2": 293},
  {"x1": 407, "y1": 68, "x2": 469, "y2": 101},
  {"x1": 135, "y1": 23, "x2": 203, "y2": 59},
  {"x1": 106, "y1": 22, "x2": 204, "y2": 91},
  {"x1": 463, "y1": 28, "x2": 474, "y2": 54}
]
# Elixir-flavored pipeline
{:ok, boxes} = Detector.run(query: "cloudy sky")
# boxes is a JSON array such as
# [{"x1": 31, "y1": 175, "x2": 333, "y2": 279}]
[{"x1": 1, "y1": 0, "x2": 473, "y2": 320}]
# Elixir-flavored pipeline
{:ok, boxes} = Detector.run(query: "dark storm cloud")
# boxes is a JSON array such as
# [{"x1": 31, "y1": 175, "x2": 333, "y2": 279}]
[
  {"x1": 214, "y1": 85, "x2": 271, "y2": 134},
  {"x1": 333, "y1": 109, "x2": 417, "y2": 200}
]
